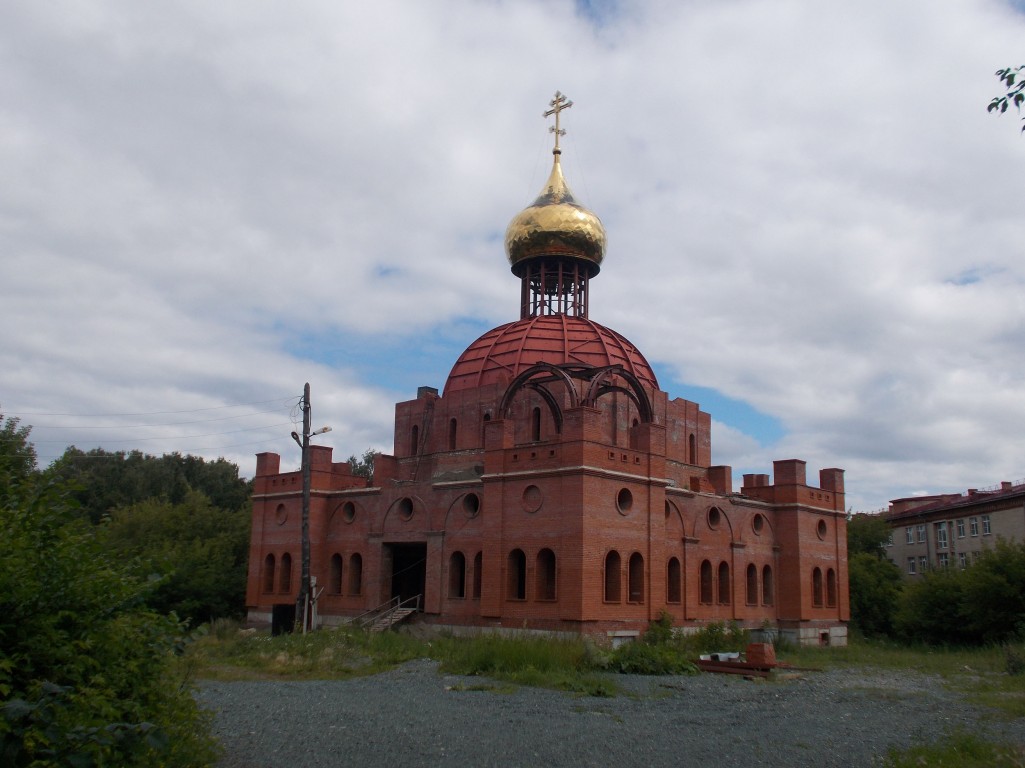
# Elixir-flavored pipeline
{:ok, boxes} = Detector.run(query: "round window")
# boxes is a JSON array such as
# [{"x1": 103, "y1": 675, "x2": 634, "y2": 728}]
[
  {"x1": 342, "y1": 501, "x2": 356, "y2": 523},
  {"x1": 816, "y1": 519, "x2": 828, "y2": 539},
  {"x1": 463, "y1": 493, "x2": 480, "y2": 518},
  {"x1": 617, "y1": 488, "x2": 633, "y2": 515},
  {"x1": 522, "y1": 485, "x2": 543, "y2": 514},
  {"x1": 707, "y1": 507, "x2": 721, "y2": 529},
  {"x1": 752, "y1": 514, "x2": 765, "y2": 535},
  {"x1": 275, "y1": 504, "x2": 287, "y2": 525},
  {"x1": 398, "y1": 497, "x2": 414, "y2": 521}
]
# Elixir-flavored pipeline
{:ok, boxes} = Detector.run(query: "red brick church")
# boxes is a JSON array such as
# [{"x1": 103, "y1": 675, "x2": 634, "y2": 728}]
[{"x1": 245, "y1": 94, "x2": 849, "y2": 646}]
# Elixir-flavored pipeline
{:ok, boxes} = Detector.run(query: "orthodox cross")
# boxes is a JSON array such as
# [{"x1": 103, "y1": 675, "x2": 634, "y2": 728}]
[{"x1": 543, "y1": 91, "x2": 573, "y2": 152}]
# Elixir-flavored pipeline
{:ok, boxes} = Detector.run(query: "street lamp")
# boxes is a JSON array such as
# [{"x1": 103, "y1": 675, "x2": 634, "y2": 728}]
[{"x1": 292, "y1": 382, "x2": 332, "y2": 633}]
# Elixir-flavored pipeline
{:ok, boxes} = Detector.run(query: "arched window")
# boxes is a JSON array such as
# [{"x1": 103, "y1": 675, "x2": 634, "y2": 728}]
[
  {"x1": 481, "y1": 413, "x2": 491, "y2": 446},
  {"x1": 604, "y1": 550, "x2": 622, "y2": 602},
  {"x1": 448, "y1": 418, "x2": 457, "y2": 450},
  {"x1": 826, "y1": 568, "x2": 837, "y2": 608},
  {"x1": 717, "y1": 561, "x2": 730, "y2": 605},
  {"x1": 262, "y1": 554, "x2": 276, "y2": 593},
  {"x1": 762, "y1": 565, "x2": 774, "y2": 606},
  {"x1": 330, "y1": 553, "x2": 343, "y2": 595},
  {"x1": 508, "y1": 549, "x2": 526, "y2": 600},
  {"x1": 689, "y1": 433, "x2": 696, "y2": 463},
  {"x1": 472, "y1": 551, "x2": 482, "y2": 599},
  {"x1": 812, "y1": 567, "x2": 823, "y2": 607},
  {"x1": 536, "y1": 548, "x2": 556, "y2": 600},
  {"x1": 699, "y1": 560, "x2": 713, "y2": 604},
  {"x1": 667, "y1": 557, "x2": 681, "y2": 604},
  {"x1": 628, "y1": 553, "x2": 644, "y2": 603},
  {"x1": 279, "y1": 553, "x2": 292, "y2": 593},
  {"x1": 746, "y1": 563, "x2": 758, "y2": 606},
  {"x1": 349, "y1": 553, "x2": 363, "y2": 596},
  {"x1": 449, "y1": 551, "x2": 466, "y2": 598},
  {"x1": 410, "y1": 424, "x2": 419, "y2": 456},
  {"x1": 531, "y1": 407, "x2": 542, "y2": 441}
]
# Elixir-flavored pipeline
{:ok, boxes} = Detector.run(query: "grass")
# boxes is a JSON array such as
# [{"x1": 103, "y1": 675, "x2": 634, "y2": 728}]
[
  {"x1": 880, "y1": 730, "x2": 1025, "y2": 768},
  {"x1": 777, "y1": 638, "x2": 1025, "y2": 719},
  {"x1": 184, "y1": 620, "x2": 425, "y2": 681}
]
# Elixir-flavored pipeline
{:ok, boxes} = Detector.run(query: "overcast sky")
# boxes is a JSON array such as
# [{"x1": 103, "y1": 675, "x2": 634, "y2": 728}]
[{"x1": 2, "y1": 0, "x2": 1023, "y2": 512}]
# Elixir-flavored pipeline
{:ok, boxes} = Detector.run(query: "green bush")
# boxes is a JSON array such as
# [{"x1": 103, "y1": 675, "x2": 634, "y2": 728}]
[
  {"x1": 848, "y1": 552, "x2": 903, "y2": 637},
  {"x1": 895, "y1": 540, "x2": 1025, "y2": 645},
  {"x1": 609, "y1": 641, "x2": 696, "y2": 675},
  {"x1": 686, "y1": 621, "x2": 749, "y2": 654},
  {"x1": 0, "y1": 417, "x2": 217, "y2": 767}
]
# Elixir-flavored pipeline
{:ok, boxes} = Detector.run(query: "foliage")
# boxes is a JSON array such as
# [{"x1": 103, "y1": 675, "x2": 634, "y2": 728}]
[
  {"x1": 0, "y1": 416, "x2": 218, "y2": 767},
  {"x1": 99, "y1": 491, "x2": 251, "y2": 625},
  {"x1": 847, "y1": 513, "x2": 893, "y2": 558},
  {"x1": 848, "y1": 552, "x2": 903, "y2": 637},
  {"x1": 188, "y1": 622, "x2": 424, "y2": 680},
  {"x1": 608, "y1": 641, "x2": 695, "y2": 675},
  {"x1": 684, "y1": 620, "x2": 750, "y2": 654},
  {"x1": 882, "y1": 730, "x2": 1025, "y2": 768},
  {"x1": 347, "y1": 448, "x2": 376, "y2": 481},
  {"x1": 49, "y1": 447, "x2": 252, "y2": 524},
  {"x1": 0, "y1": 414, "x2": 37, "y2": 496},
  {"x1": 894, "y1": 540, "x2": 1025, "y2": 645},
  {"x1": 988, "y1": 65, "x2": 1025, "y2": 133}
]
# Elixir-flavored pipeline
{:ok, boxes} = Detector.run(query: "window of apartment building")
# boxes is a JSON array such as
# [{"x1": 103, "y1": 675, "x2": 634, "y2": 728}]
[
  {"x1": 905, "y1": 527, "x2": 914, "y2": 544},
  {"x1": 919, "y1": 555, "x2": 928, "y2": 572},
  {"x1": 935, "y1": 522, "x2": 948, "y2": 550},
  {"x1": 907, "y1": 557, "x2": 916, "y2": 575},
  {"x1": 982, "y1": 515, "x2": 991, "y2": 535},
  {"x1": 956, "y1": 519, "x2": 965, "y2": 538},
  {"x1": 938, "y1": 552, "x2": 949, "y2": 568},
  {"x1": 972, "y1": 550, "x2": 981, "y2": 563},
  {"x1": 958, "y1": 552, "x2": 968, "y2": 569},
  {"x1": 886, "y1": 532, "x2": 894, "y2": 547},
  {"x1": 970, "y1": 517, "x2": 979, "y2": 536},
  {"x1": 916, "y1": 524, "x2": 926, "y2": 543}
]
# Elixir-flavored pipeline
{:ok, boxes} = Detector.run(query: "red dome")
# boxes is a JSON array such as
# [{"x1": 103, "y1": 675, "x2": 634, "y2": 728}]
[{"x1": 444, "y1": 315, "x2": 659, "y2": 395}]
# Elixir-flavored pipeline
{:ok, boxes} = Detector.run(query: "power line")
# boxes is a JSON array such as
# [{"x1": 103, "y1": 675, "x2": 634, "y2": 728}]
[{"x1": 2, "y1": 396, "x2": 301, "y2": 419}]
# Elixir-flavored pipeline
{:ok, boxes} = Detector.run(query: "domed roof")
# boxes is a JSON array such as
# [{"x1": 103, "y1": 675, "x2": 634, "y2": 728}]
[
  {"x1": 444, "y1": 315, "x2": 658, "y2": 395},
  {"x1": 504, "y1": 153, "x2": 607, "y2": 275}
]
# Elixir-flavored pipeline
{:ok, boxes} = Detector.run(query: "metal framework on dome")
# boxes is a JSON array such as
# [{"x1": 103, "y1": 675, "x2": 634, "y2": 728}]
[{"x1": 506, "y1": 91, "x2": 606, "y2": 322}]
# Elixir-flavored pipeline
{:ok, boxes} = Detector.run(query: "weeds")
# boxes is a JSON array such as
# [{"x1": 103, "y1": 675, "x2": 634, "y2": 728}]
[{"x1": 881, "y1": 730, "x2": 1025, "y2": 768}]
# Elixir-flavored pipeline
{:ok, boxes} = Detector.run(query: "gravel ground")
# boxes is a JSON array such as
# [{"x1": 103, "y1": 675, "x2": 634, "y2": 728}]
[{"x1": 197, "y1": 659, "x2": 1013, "y2": 767}]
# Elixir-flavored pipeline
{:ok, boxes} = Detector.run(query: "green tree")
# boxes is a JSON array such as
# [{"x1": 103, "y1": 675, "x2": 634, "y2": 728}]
[
  {"x1": 100, "y1": 491, "x2": 251, "y2": 625},
  {"x1": 894, "y1": 540, "x2": 1025, "y2": 645},
  {"x1": 847, "y1": 513, "x2": 893, "y2": 558},
  {"x1": 50, "y1": 447, "x2": 251, "y2": 524},
  {"x1": 348, "y1": 447, "x2": 376, "y2": 480},
  {"x1": 0, "y1": 414, "x2": 37, "y2": 491},
  {"x1": 988, "y1": 65, "x2": 1025, "y2": 132},
  {"x1": 848, "y1": 552, "x2": 903, "y2": 637},
  {"x1": 960, "y1": 540, "x2": 1025, "y2": 643},
  {"x1": 895, "y1": 564, "x2": 970, "y2": 645},
  {"x1": 0, "y1": 416, "x2": 218, "y2": 766},
  {"x1": 846, "y1": 513, "x2": 903, "y2": 637}
]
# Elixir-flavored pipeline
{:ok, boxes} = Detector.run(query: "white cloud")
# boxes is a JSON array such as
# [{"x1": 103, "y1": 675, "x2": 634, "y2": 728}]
[{"x1": 2, "y1": 0, "x2": 1024, "y2": 510}]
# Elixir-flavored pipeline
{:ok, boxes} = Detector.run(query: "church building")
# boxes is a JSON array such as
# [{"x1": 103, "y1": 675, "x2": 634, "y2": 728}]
[{"x1": 245, "y1": 93, "x2": 850, "y2": 646}]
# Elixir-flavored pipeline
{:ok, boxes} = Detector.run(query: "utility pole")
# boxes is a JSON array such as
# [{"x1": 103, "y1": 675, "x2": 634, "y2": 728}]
[
  {"x1": 291, "y1": 383, "x2": 332, "y2": 633},
  {"x1": 295, "y1": 382, "x2": 312, "y2": 631}
]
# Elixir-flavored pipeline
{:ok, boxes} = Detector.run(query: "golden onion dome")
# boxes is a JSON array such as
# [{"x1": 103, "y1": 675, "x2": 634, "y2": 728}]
[{"x1": 504, "y1": 150, "x2": 607, "y2": 276}]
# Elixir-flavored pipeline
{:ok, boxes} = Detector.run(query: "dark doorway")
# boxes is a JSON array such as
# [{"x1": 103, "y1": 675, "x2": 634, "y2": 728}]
[
  {"x1": 271, "y1": 604, "x2": 296, "y2": 635},
  {"x1": 388, "y1": 542, "x2": 427, "y2": 605}
]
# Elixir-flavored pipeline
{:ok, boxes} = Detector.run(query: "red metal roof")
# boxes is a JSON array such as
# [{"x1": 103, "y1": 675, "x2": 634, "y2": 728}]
[{"x1": 443, "y1": 315, "x2": 659, "y2": 395}]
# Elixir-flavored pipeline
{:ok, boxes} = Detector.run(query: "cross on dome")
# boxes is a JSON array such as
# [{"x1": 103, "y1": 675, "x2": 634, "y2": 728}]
[{"x1": 543, "y1": 91, "x2": 573, "y2": 152}]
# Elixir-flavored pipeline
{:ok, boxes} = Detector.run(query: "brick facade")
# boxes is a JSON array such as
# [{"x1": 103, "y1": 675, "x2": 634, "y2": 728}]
[{"x1": 244, "y1": 113, "x2": 849, "y2": 645}]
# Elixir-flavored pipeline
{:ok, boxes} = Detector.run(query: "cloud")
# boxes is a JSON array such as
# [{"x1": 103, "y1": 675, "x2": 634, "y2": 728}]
[{"x1": 2, "y1": 0, "x2": 1024, "y2": 511}]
